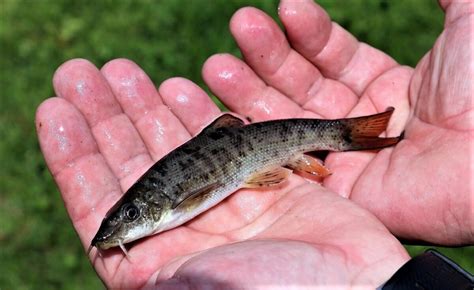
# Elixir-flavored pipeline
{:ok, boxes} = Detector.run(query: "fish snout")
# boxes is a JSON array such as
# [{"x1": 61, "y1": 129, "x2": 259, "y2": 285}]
[{"x1": 89, "y1": 215, "x2": 123, "y2": 251}]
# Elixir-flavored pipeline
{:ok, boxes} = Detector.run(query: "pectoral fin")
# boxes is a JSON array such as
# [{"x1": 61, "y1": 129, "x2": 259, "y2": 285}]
[
  {"x1": 172, "y1": 182, "x2": 220, "y2": 209},
  {"x1": 287, "y1": 154, "x2": 331, "y2": 177},
  {"x1": 243, "y1": 167, "x2": 292, "y2": 188}
]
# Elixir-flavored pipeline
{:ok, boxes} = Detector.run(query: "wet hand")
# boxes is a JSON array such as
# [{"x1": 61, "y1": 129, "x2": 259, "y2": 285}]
[
  {"x1": 36, "y1": 60, "x2": 406, "y2": 289},
  {"x1": 202, "y1": 0, "x2": 473, "y2": 245}
]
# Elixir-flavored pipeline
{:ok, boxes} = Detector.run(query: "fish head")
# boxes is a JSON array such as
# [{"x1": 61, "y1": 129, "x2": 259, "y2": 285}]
[{"x1": 90, "y1": 191, "x2": 168, "y2": 251}]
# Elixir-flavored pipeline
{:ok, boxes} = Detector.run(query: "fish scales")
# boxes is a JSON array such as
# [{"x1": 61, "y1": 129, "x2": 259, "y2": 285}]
[{"x1": 89, "y1": 109, "x2": 401, "y2": 253}]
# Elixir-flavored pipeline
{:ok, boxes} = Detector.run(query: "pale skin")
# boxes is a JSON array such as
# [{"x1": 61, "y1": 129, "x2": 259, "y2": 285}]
[{"x1": 36, "y1": 0, "x2": 473, "y2": 289}]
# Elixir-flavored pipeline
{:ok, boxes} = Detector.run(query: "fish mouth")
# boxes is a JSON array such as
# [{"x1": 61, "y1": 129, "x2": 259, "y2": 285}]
[
  {"x1": 89, "y1": 232, "x2": 120, "y2": 250},
  {"x1": 89, "y1": 214, "x2": 124, "y2": 249},
  {"x1": 88, "y1": 237, "x2": 130, "y2": 257},
  {"x1": 87, "y1": 235, "x2": 123, "y2": 256},
  {"x1": 88, "y1": 223, "x2": 122, "y2": 255}
]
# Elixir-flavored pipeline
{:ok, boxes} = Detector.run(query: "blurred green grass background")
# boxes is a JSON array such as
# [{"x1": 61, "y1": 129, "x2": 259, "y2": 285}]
[{"x1": 1, "y1": 0, "x2": 472, "y2": 289}]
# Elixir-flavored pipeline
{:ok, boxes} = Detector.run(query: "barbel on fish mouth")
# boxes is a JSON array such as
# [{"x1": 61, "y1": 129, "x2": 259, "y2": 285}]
[{"x1": 89, "y1": 107, "x2": 402, "y2": 256}]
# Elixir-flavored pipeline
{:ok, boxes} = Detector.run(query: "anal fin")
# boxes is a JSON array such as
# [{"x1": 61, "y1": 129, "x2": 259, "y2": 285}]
[
  {"x1": 243, "y1": 167, "x2": 292, "y2": 188},
  {"x1": 287, "y1": 154, "x2": 331, "y2": 177}
]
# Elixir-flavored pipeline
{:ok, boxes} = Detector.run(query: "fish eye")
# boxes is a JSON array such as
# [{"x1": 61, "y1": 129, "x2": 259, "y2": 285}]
[{"x1": 122, "y1": 203, "x2": 140, "y2": 222}]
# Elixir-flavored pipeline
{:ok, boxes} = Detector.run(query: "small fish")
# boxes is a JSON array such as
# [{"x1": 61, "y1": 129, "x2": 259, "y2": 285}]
[{"x1": 89, "y1": 108, "x2": 402, "y2": 256}]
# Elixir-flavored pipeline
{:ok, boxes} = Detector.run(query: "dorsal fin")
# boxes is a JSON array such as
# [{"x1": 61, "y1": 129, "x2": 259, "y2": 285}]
[{"x1": 205, "y1": 114, "x2": 244, "y2": 130}]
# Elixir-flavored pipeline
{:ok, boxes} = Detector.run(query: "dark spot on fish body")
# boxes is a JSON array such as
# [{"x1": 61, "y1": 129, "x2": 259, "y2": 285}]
[
  {"x1": 342, "y1": 129, "x2": 352, "y2": 144},
  {"x1": 191, "y1": 150, "x2": 207, "y2": 161},
  {"x1": 145, "y1": 176, "x2": 162, "y2": 188},
  {"x1": 277, "y1": 125, "x2": 291, "y2": 142},
  {"x1": 219, "y1": 159, "x2": 234, "y2": 177},
  {"x1": 180, "y1": 146, "x2": 197, "y2": 154},
  {"x1": 208, "y1": 127, "x2": 235, "y2": 141},
  {"x1": 193, "y1": 149, "x2": 220, "y2": 176},
  {"x1": 208, "y1": 130, "x2": 225, "y2": 141},
  {"x1": 230, "y1": 134, "x2": 243, "y2": 148},
  {"x1": 295, "y1": 126, "x2": 305, "y2": 139},
  {"x1": 256, "y1": 136, "x2": 265, "y2": 143},
  {"x1": 144, "y1": 190, "x2": 154, "y2": 201},
  {"x1": 234, "y1": 159, "x2": 243, "y2": 168},
  {"x1": 245, "y1": 139, "x2": 255, "y2": 151},
  {"x1": 151, "y1": 163, "x2": 168, "y2": 177},
  {"x1": 222, "y1": 128, "x2": 236, "y2": 138},
  {"x1": 208, "y1": 168, "x2": 217, "y2": 177},
  {"x1": 212, "y1": 148, "x2": 229, "y2": 164},
  {"x1": 176, "y1": 183, "x2": 184, "y2": 192},
  {"x1": 178, "y1": 160, "x2": 188, "y2": 170}
]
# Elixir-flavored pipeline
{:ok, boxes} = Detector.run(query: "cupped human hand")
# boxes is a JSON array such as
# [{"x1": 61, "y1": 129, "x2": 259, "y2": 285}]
[
  {"x1": 35, "y1": 0, "x2": 473, "y2": 288},
  {"x1": 202, "y1": 0, "x2": 473, "y2": 246},
  {"x1": 36, "y1": 58, "x2": 407, "y2": 289}
]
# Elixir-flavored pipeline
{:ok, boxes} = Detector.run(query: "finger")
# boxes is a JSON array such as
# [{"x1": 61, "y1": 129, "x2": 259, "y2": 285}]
[
  {"x1": 159, "y1": 77, "x2": 221, "y2": 135},
  {"x1": 100, "y1": 59, "x2": 191, "y2": 161},
  {"x1": 53, "y1": 59, "x2": 152, "y2": 190},
  {"x1": 279, "y1": 0, "x2": 398, "y2": 95},
  {"x1": 230, "y1": 7, "x2": 357, "y2": 118},
  {"x1": 324, "y1": 67, "x2": 412, "y2": 197},
  {"x1": 439, "y1": 0, "x2": 472, "y2": 25},
  {"x1": 348, "y1": 66, "x2": 412, "y2": 133},
  {"x1": 203, "y1": 53, "x2": 311, "y2": 121},
  {"x1": 35, "y1": 97, "x2": 122, "y2": 248}
]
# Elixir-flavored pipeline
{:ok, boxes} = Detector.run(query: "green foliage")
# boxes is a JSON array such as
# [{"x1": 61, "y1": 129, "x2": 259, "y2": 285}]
[
  {"x1": 0, "y1": 0, "x2": 468, "y2": 289},
  {"x1": 318, "y1": 0, "x2": 443, "y2": 66}
]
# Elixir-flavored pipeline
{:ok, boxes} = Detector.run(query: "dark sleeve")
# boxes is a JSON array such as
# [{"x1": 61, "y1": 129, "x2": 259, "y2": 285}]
[{"x1": 380, "y1": 249, "x2": 474, "y2": 290}]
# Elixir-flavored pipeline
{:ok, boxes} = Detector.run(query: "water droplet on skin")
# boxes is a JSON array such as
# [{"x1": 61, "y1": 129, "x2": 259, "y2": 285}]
[
  {"x1": 49, "y1": 120, "x2": 69, "y2": 152},
  {"x1": 76, "y1": 80, "x2": 86, "y2": 96},
  {"x1": 154, "y1": 119, "x2": 165, "y2": 143},
  {"x1": 76, "y1": 172, "x2": 86, "y2": 186},
  {"x1": 269, "y1": 49, "x2": 278, "y2": 62},
  {"x1": 218, "y1": 70, "x2": 233, "y2": 80},
  {"x1": 101, "y1": 128, "x2": 118, "y2": 150},
  {"x1": 120, "y1": 76, "x2": 138, "y2": 98},
  {"x1": 75, "y1": 172, "x2": 92, "y2": 199},
  {"x1": 57, "y1": 134, "x2": 68, "y2": 152},
  {"x1": 176, "y1": 94, "x2": 189, "y2": 104},
  {"x1": 279, "y1": 6, "x2": 297, "y2": 16},
  {"x1": 254, "y1": 100, "x2": 272, "y2": 115}
]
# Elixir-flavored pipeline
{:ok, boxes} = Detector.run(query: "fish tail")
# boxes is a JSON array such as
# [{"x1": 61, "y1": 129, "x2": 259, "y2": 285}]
[{"x1": 341, "y1": 107, "x2": 402, "y2": 151}]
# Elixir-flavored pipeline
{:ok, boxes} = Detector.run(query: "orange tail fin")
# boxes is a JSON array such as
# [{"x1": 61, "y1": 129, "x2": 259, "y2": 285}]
[{"x1": 343, "y1": 107, "x2": 402, "y2": 151}]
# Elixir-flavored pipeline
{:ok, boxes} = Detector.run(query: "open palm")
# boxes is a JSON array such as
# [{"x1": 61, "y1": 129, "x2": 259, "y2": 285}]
[
  {"x1": 200, "y1": 0, "x2": 472, "y2": 244},
  {"x1": 36, "y1": 0, "x2": 471, "y2": 289}
]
